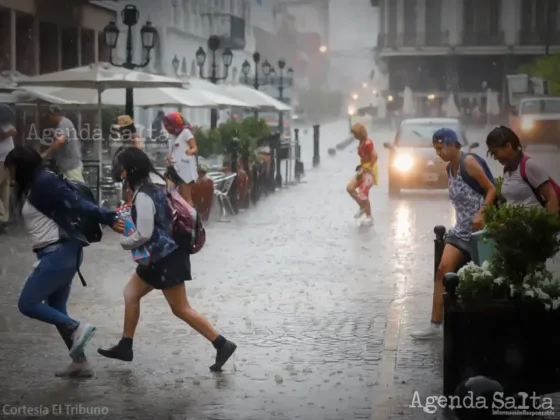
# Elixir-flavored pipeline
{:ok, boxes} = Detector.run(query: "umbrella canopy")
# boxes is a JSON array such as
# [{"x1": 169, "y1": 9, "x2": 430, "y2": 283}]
[
  {"x1": 13, "y1": 87, "x2": 84, "y2": 105},
  {"x1": 445, "y1": 93, "x2": 460, "y2": 118},
  {"x1": 23, "y1": 87, "x2": 246, "y2": 108},
  {"x1": 20, "y1": 86, "x2": 248, "y2": 108},
  {"x1": 17, "y1": 62, "x2": 183, "y2": 90},
  {"x1": 186, "y1": 77, "x2": 290, "y2": 111},
  {"x1": 486, "y1": 88, "x2": 500, "y2": 116},
  {"x1": 402, "y1": 86, "x2": 415, "y2": 116}
]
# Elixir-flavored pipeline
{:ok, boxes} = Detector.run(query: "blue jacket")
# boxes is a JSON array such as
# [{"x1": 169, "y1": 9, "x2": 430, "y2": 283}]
[{"x1": 27, "y1": 170, "x2": 117, "y2": 244}]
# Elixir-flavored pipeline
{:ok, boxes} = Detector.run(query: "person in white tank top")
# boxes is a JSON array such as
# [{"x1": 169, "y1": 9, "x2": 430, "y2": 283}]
[{"x1": 163, "y1": 112, "x2": 198, "y2": 207}]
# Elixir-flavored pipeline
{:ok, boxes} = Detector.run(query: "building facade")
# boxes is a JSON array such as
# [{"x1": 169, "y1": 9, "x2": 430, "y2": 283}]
[
  {"x1": 376, "y1": 0, "x2": 559, "y2": 102},
  {"x1": 100, "y1": 0, "x2": 311, "y2": 128},
  {"x1": 327, "y1": 0, "x2": 381, "y2": 95},
  {"x1": 0, "y1": 0, "x2": 115, "y2": 76}
]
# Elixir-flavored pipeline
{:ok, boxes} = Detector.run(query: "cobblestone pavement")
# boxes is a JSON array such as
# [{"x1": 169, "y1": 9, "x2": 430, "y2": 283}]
[{"x1": 1, "y1": 122, "x2": 560, "y2": 419}]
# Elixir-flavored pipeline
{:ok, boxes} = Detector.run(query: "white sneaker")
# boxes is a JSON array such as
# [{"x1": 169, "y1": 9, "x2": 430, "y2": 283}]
[
  {"x1": 411, "y1": 323, "x2": 442, "y2": 340},
  {"x1": 354, "y1": 208, "x2": 365, "y2": 219},
  {"x1": 55, "y1": 361, "x2": 93, "y2": 378},
  {"x1": 70, "y1": 323, "x2": 96, "y2": 359},
  {"x1": 359, "y1": 216, "x2": 374, "y2": 226}
]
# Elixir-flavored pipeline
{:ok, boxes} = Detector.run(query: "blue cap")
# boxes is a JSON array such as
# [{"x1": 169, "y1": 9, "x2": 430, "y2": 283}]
[{"x1": 433, "y1": 128, "x2": 458, "y2": 145}]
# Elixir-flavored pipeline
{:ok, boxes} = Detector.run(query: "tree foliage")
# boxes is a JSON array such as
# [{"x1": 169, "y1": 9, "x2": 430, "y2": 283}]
[
  {"x1": 193, "y1": 117, "x2": 271, "y2": 158},
  {"x1": 518, "y1": 54, "x2": 560, "y2": 94}
]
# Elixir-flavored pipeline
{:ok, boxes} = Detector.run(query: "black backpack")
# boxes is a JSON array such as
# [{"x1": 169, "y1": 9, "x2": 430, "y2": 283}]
[{"x1": 59, "y1": 175, "x2": 103, "y2": 286}]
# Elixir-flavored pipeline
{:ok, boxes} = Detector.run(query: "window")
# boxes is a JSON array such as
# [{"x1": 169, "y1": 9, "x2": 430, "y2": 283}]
[
  {"x1": 403, "y1": 0, "x2": 416, "y2": 40},
  {"x1": 387, "y1": 0, "x2": 397, "y2": 36},
  {"x1": 397, "y1": 122, "x2": 466, "y2": 147},
  {"x1": 173, "y1": 2, "x2": 181, "y2": 27},
  {"x1": 521, "y1": 99, "x2": 560, "y2": 114},
  {"x1": 424, "y1": 0, "x2": 443, "y2": 40}
]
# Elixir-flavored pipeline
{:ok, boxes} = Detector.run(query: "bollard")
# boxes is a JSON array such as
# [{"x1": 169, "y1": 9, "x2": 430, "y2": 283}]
[
  {"x1": 312, "y1": 124, "x2": 320, "y2": 167},
  {"x1": 434, "y1": 225, "x2": 447, "y2": 281},
  {"x1": 294, "y1": 128, "x2": 302, "y2": 182},
  {"x1": 229, "y1": 138, "x2": 239, "y2": 214}
]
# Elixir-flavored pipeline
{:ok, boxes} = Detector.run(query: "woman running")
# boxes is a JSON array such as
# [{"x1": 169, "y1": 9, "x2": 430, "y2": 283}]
[
  {"x1": 164, "y1": 112, "x2": 198, "y2": 207},
  {"x1": 114, "y1": 115, "x2": 142, "y2": 204},
  {"x1": 98, "y1": 148, "x2": 236, "y2": 371},
  {"x1": 346, "y1": 123, "x2": 378, "y2": 225},
  {"x1": 4, "y1": 146, "x2": 122, "y2": 377},
  {"x1": 411, "y1": 128, "x2": 496, "y2": 339},
  {"x1": 486, "y1": 126, "x2": 558, "y2": 213}
]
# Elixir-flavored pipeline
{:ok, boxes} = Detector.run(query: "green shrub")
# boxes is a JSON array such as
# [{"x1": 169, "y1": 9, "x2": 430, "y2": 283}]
[
  {"x1": 195, "y1": 117, "x2": 270, "y2": 158},
  {"x1": 484, "y1": 203, "x2": 560, "y2": 285}
]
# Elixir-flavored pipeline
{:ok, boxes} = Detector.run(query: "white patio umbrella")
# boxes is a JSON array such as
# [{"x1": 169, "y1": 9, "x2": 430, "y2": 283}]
[
  {"x1": 445, "y1": 93, "x2": 460, "y2": 118},
  {"x1": 17, "y1": 62, "x2": 183, "y2": 202},
  {"x1": 21, "y1": 85, "x2": 249, "y2": 108},
  {"x1": 402, "y1": 86, "x2": 415, "y2": 116},
  {"x1": 186, "y1": 77, "x2": 290, "y2": 111}
]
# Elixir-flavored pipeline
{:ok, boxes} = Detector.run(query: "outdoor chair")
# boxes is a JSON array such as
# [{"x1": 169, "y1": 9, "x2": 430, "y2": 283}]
[{"x1": 214, "y1": 173, "x2": 237, "y2": 222}]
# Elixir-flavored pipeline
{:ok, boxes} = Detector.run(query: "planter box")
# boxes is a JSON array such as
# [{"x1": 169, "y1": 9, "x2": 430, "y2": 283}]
[
  {"x1": 470, "y1": 230, "x2": 496, "y2": 266},
  {"x1": 443, "y1": 273, "x2": 560, "y2": 398}
]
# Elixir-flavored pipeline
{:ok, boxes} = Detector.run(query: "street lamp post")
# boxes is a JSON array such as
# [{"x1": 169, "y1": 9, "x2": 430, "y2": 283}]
[
  {"x1": 195, "y1": 35, "x2": 233, "y2": 129},
  {"x1": 241, "y1": 52, "x2": 271, "y2": 118},
  {"x1": 172, "y1": 54, "x2": 180, "y2": 75},
  {"x1": 103, "y1": 5, "x2": 159, "y2": 118},
  {"x1": 268, "y1": 59, "x2": 294, "y2": 188}
]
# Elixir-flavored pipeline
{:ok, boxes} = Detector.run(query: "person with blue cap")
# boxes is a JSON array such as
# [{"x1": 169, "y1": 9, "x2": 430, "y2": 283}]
[{"x1": 411, "y1": 127, "x2": 496, "y2": 340}]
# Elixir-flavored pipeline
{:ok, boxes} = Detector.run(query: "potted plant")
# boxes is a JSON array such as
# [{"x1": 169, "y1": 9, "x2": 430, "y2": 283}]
[{"x1": 443, "y1": 203, "x2": 560, "y2": 398}]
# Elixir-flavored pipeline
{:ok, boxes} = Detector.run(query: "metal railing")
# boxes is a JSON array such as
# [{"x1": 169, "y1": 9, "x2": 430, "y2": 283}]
[
  {"x1": 461, "y1": 30, "x2": 505, "y2": 46},
  {"x1": 378, "y1": 31, "x2": 450, "y2": 48},
  {"x1": 518, "y1": 30, "x2": 560, "y2": 45}
]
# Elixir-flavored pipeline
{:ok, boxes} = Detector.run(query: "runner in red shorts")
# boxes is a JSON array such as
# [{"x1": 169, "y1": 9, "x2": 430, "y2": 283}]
[{"x1": 346, "y1": 123, "x2": 378, "y2": 225}]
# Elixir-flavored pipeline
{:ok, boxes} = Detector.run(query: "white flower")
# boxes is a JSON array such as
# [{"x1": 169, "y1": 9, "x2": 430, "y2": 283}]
[
  {"x1": 525, "y1": 290, "x2": 535, "y2": 298},
  {"x1": 493, "y1": 277, "x2": 504, "y2": 285},
  {"x1": 535, "y1": 288, "x2": 551, "y2": 301},
  {"x1": 553, "y1": 298, "x2": 560, "y2": 310},
  {"x1": 510, "y1": 284, "x2": 517, "y2": 297},
  {"x1": 481, "y1": 260, "x2": 491, "y2": 271},
  {"x1": 545, "y1": 303, "x2": 552, "y2": 311}
]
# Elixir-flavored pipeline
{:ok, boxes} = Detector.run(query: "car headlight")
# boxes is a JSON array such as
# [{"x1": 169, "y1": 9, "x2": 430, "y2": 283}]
[
  {"x1": 521, "y1": 117, "x2": 534, "y2": 130},
  {"x1": 394, "y1": 154, "x2": 413, "y2": 172}
]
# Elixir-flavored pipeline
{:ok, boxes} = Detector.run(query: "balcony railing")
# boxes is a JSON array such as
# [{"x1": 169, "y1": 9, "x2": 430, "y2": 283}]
[
  {"x1": 424, "y1": 31, "x2": 450, "y2": 46},
  {"x1": 377, "y1": 31, "x2": 450, "y2": 49},
  {"x1": 518, "y1": 30, "x2": 560, "y2": 46},
  {"x1": 215, "y1": 14, "x2": 246, "y2": 50},
  {"x1": 461, "y1": 31, "x2": 505, "y2": 46}
]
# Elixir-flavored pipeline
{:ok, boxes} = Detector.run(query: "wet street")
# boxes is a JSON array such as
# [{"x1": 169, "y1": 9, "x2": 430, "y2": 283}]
[{"x1": 1, "y1": 120, "x2": 560, "y2": 419}]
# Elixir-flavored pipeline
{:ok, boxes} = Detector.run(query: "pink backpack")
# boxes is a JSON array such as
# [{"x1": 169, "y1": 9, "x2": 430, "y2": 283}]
[
  {"x1": 519, "y1": 155, "x2": 560, "y2": 213},
  {"x1": 165, "y1": 188, "x2": 206, "y2": 254}
]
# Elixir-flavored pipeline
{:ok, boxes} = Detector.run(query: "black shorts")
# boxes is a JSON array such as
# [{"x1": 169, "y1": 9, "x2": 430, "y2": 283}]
[
  {"x1": 136, "y1": 248, "x2": 192, "y2": 290},
  {"x1": 445, "y1": 234, "x2": 472, "y2": 258}
]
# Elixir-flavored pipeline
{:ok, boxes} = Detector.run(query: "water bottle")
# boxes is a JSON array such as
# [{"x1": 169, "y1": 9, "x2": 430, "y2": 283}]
[{"x1": 116, "y1": 205, "x2": 150, "y2": 264}]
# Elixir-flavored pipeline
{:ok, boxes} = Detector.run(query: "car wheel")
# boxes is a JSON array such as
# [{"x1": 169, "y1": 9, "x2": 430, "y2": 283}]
[{"x1": 388, "y1": 175, "x2": 400, "y2": 196}]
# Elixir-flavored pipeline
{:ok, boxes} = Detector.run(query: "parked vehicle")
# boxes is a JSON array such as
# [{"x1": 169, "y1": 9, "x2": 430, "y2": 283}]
[{"x1": 383, "y1": 118, "x2": 479, "y2": 195}]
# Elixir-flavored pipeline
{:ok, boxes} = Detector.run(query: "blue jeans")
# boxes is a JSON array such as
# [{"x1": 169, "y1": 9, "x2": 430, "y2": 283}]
[{"x1": 18, "y1": 240, "x2": 83, "y2": 330}]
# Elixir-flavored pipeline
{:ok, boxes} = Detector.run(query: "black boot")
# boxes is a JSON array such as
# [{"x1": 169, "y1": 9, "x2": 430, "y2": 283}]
[
  {"x1": 210, "y1": 336, "x2": 237, "y2": 372},
  {"x1": 97, "y1": 338, "x2": 133, "y2": 362}
]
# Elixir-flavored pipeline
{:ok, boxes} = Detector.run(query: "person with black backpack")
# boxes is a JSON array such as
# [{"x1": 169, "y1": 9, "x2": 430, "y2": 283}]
[
  {"x1": 411, "y1": 128, "x2": 497, "y2": 340},
  {"x1": 4, "y1": 146, "x2": 124, "y2": 377},
  {"x1": 98, "y1": 147, "x2": 236, "y2": 372}
]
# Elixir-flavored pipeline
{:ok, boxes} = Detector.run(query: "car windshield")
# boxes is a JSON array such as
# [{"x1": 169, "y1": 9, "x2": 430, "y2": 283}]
[
  {"x1": 396, "y1": 123, "x2": 465, "y2": 147},
  {"x1": 520, "y1": 99, "x2": 560, "y2": 115}
]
